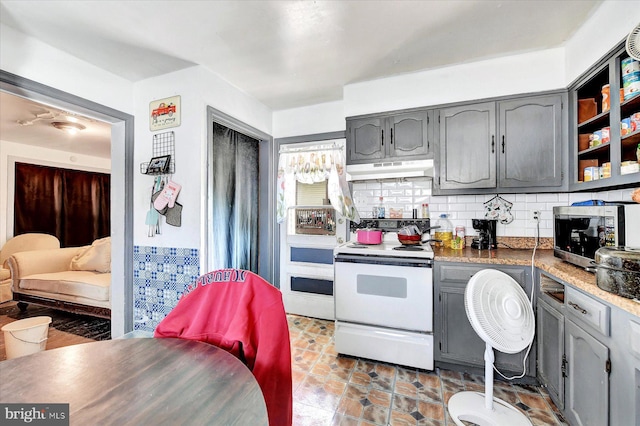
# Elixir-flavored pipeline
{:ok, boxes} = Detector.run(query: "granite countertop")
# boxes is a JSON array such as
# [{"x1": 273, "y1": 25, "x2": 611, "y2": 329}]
[{"x1": 432, "y1": 246, "x2": 640, "y2": 318}]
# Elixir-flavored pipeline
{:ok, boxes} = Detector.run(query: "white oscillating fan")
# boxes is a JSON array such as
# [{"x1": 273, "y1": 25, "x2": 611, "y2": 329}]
[
  {"x1": 448, "y1": 269, "x2": 535, "y2": 426},
  {"x1": 626, "y1": 22, "x2": 640, "y2": 61}
]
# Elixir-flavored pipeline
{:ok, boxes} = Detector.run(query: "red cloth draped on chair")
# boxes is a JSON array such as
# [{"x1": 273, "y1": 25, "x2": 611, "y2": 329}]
[{"x1": 154, "y1": 269, "x2": 292, "y2": 426}]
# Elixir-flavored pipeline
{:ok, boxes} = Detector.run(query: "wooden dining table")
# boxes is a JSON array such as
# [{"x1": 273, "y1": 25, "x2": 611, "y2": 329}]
[{"x1": 0, "y1": 337, "x2": 268, "y2": 425}]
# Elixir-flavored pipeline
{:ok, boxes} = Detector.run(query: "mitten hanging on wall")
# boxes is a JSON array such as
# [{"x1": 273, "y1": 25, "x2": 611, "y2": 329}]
[
  {"x1": 153, "y1": 180, "x2": 181, "y2": 210},
  {"x1": 165, "y1": 202, "x2": 182, "y2": 227}
]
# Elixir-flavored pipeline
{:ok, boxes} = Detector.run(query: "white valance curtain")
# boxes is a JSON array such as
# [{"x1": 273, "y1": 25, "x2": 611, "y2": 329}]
[{"x1": 276, "y1": 142, "x2": 360, "y2": 224}]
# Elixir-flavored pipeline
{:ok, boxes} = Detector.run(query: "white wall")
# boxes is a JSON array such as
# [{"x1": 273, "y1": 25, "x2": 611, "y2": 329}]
[
  {"x1": 0, "y1": 140, "x2": 111, "y2": 245},
  {"x1": 273, "y1": 100, "x2": 345, "y2": 138},
  {"x1": 0, "y1": 24, "x2": 133, "y2": 114},
  {"x1": 132, "y1": 66, "x2": 273, "y2": 260},
  {"x1": 565, "y1": 1, "x2": 640, "y2": 85},
  {"x1": 344, "y1": 48, "x2": 566, "y2": 117}
]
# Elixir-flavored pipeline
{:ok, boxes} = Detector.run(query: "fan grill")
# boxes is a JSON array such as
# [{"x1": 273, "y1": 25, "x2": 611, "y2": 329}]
[
  {"x1": 627, "y1": 23, "x2": 640, "y2": 61},
  {"x1": 464, "y1": 270, "x2": 534, "y2": 354}
]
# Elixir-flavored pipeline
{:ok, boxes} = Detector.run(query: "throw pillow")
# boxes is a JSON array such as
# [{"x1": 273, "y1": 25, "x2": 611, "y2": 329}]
[{"x1": 70, "y1": 237, "x2": 111, "y2": 273}]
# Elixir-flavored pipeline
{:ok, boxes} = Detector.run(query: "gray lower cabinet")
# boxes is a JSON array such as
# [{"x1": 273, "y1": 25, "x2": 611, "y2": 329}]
[
  {"x1": 346, "y1": 110, "x2": 431, "y2": 164},
  {"x1": 564, "y1": 318, "x2": 609, "y2": 426},
  {"x1": 434, "y1": 262, "x2": 536, "y2": 377},
  {"x1": 537, "y1": 273, "x2": 614, "y2": 426},
  {"x1": 435, "y1": 92, "x2": 567, "y2": 194},
  {"x1": 536, "y1": 295, "x2": 564, "y2": 410}
]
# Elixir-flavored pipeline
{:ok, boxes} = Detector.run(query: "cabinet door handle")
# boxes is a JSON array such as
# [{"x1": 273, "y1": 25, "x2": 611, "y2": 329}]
[
  {"x1": 381, "y1": 129, "x2": 384, "y2": 146},
  {"x1": 390, "y1": 128, "x2": 393, "y2": 145},
  {"x1": 569, "y1": 301, "x2": 588, "y2": 315},
  {"x1": 502, "y1": 135, "x2": 505, "y2": 154},
  {"x1": 491, "y1": 135, "x2": 495, "y2": 153}
]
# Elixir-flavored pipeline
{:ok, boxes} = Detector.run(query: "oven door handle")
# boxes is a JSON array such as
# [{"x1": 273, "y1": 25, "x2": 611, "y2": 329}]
[{"x1": 334, "y1": 255, "x2": 433, "y2": 267}]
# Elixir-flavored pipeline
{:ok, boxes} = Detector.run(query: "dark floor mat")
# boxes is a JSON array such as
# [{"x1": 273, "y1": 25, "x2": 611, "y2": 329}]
[{"x1": 0, "y1": 301, "x2": 111, "y2": 340}]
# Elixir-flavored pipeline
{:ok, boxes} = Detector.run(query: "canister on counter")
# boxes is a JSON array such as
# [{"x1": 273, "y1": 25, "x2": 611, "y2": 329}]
[{"x1": 451, "y1": 226, "x2": 466, "y2": 250}]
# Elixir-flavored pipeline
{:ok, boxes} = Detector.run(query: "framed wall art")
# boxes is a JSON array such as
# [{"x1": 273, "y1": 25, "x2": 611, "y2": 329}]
[
  {"x1": 149, "y1": 95, "x2": 181, "y2": 131},
  {"x1": 145, "y1": 155, "x2": 172, "y2": 175}
]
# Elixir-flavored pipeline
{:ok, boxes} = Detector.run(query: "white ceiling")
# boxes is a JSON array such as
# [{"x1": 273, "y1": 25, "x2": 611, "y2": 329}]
[
  {"x1": 0, "y1": 0, "x2": 604, "y2": 157},
  {"x1": 0, "y1": 91, "x2": 112, "y2": 158}
]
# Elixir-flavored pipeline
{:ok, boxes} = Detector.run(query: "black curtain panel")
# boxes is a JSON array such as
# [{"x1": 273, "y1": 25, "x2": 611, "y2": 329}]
[
  {"x1": 14, "y1": 162, "x2": 110, "y2": 247},
  {"x1": 211, "y1": 122, "x2": 259, "y2": 272}
]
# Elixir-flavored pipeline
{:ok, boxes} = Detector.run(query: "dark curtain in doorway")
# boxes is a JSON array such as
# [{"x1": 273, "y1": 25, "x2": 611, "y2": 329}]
[
  {"x1": 211, "y1": 122, "x2": 259, "y2": 272},
  {"x1": 14, "y1": 162, "x2": 110, "y2": 247}
]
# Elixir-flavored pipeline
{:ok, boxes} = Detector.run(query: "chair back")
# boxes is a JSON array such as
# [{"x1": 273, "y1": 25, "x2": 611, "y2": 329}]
[
  {"x1": 155, "y1": 269, "x2": 292, "y2": 426},
  {"x1": 0, "y1": 233, "x2": 60, "y2": 265}
]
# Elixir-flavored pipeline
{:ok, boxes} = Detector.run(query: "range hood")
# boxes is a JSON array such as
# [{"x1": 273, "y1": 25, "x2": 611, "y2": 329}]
[{"x1": 346, "y1": 159, "x2": 433, "y2": 181}]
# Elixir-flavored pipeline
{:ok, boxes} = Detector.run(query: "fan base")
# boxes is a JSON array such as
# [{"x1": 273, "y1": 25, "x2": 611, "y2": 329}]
[{"x1": 448, "y1": 391, "x2": 532, "y2": 426}]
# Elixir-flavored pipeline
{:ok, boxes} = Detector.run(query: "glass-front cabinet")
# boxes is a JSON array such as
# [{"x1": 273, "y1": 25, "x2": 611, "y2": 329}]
[{"x1": 570, "y1": 43, "x2": 640, "y2": 190}]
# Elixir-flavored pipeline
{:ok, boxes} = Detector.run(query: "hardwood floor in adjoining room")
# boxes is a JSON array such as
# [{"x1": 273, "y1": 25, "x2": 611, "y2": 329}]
[{"x1": 0, "y1": 301, "x2": 110, "y2": 361}]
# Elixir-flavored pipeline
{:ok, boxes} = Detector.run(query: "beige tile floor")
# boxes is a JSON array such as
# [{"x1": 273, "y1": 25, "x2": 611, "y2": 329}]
[{"x1": 288, "y1": 314, "x2": 567, "y2": 426}]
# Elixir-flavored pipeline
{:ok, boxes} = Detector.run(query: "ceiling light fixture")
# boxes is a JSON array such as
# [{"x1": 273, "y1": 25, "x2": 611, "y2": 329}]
[{"x1": 52, "y1": 121, "x2": 86, "y2": 135}]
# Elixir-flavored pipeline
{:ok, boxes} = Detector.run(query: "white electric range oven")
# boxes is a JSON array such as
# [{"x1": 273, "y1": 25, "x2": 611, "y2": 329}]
[{"x1": 333, "y1": 219, "x2": 434, "y2": 370}]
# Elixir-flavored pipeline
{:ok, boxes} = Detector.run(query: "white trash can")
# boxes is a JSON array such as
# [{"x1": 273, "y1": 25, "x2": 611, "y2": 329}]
[{"x1": 2, "y1": 316, "x2": 52, "y2": 359}]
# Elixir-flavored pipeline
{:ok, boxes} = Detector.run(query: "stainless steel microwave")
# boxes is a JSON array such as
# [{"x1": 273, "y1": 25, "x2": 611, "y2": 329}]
[{"x1": 553, "y1": 204, "x2": 640, "y2": 269}]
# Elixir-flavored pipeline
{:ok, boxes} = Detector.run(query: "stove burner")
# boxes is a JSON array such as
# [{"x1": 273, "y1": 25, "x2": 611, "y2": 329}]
[{"x1": 393, "y1": 245, "x2": 424, "y2": 251}]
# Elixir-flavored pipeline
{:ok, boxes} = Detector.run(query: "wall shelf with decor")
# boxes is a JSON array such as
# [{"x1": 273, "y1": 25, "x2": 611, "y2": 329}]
[
  {"x1": 570, "y1": 42, "x2": 640, "y2": 190},
  {"x1": 140, "y1": 131, "x2": 176, "y2": 175}
]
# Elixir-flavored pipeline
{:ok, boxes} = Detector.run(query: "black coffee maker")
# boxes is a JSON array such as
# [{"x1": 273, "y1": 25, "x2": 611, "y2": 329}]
[{"x1": 471, "y1": 219, "x2": 498, "y2": 249}]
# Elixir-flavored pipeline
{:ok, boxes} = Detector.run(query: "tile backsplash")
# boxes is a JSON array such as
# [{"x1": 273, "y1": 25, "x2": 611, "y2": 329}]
[
  {"x1": 351, "y1": 178, "x2": 638, "y2": 238},
  {"x1": 133, "y1": 245, "x2": 200, "y2": 333}
]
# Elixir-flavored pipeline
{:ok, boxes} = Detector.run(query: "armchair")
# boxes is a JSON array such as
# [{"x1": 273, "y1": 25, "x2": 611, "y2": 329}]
[{"x1": 0, "y1": 233, "x2": 60, "y2": 303}]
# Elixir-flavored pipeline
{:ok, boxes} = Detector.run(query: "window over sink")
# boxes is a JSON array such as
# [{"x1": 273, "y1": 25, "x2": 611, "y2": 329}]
[{"x1": 290, "y1": 181, "x2": 336, "y2": 236}]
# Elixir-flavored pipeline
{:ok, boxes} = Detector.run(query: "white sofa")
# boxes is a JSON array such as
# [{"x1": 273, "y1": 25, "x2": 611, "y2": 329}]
[{"x1": 7, "y1": 237, "x2": 111, "y2": 318}]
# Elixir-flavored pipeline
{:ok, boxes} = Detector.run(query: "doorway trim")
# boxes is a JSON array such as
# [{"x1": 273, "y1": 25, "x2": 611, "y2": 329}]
[
  {"x1": 0, "y1": 70, "x2": 135, "y2": 336},
  {"x1": 206, "y1": 106, "x2": 276, "y2": 284}
]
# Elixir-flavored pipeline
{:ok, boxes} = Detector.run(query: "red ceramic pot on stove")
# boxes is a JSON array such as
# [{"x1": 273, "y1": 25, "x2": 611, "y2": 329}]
[{"x1": 356, "y1": 229, "x2": 383, "y2": 244}]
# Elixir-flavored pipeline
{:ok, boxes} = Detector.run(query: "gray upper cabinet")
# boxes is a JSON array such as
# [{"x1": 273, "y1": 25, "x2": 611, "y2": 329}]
[
  {"x1": 437, "y1": 102, "x2": 496, "y2": 190},
  {"x1": 434, "y1": 92, "x2": 567, "y2": 195},
  {"x1": 499, "y1": 95, "x2": 563, "y2": 188},
  {"x1": 387, "y1": 111, "x2": 430, "y2": 159},
  {"x1": 346, "y1": 111, "x2": 432, "y2": 164},
  {"x1": 346, "y1": 117, "x2": 385, "y2": 162}
]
